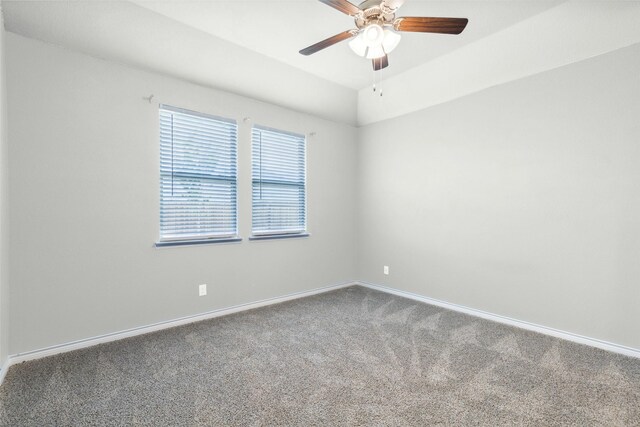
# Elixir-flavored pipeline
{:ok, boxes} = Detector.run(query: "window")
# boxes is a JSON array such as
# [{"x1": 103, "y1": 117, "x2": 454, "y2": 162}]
[
  {"x1": 251, "y1": 126, "x2": 306, "y2": 237},
  {"x1": 159, "y1": 105, "x2": 238, "y2": 244}
]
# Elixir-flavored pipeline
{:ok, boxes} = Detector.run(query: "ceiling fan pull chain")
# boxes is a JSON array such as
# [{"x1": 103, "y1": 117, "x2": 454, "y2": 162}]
[
  {"x1": 372, "y1": 69, "x2": 376, "y2": 93},
  {"x1": 372, "y1": 66, "x2": 383, "y2": 97}
]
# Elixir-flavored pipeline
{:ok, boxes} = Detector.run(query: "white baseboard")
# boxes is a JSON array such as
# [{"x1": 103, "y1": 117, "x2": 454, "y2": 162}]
[
  {"x1": 3, "y1": 281, "x2": 356, "y2": 378},
  {"x1": 357, "y1": 281, "x2": 640, "y2": 359},
  {"x1": 0, "y1": 357, "x2": 9, "y2": 386},
  {"x1": 3, "y1": 279, "x2": 638, "y2": 389}
]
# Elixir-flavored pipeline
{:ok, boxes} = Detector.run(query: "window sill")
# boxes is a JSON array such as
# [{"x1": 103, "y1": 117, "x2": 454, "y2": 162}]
[
  {"x1": 155, "y1": 237, "x2": 242, "y2": 248},
  {"x1": 249, "y1": 233, "x2": 310, "y2": 241}
]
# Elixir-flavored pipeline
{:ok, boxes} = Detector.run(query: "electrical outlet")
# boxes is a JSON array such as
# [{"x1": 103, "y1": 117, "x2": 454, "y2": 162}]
[
  {"x1": 199, "y1": 284, "x2": 207, "y2": 296},
  {"x1": 383, "y1": 265, "x2": 389, "y2": 275}
]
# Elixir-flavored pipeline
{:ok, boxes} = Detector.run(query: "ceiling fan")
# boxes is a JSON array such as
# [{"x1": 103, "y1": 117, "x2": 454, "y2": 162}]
[{"x1": 299, "y1": 0, "x2": 468, "y2": 71}]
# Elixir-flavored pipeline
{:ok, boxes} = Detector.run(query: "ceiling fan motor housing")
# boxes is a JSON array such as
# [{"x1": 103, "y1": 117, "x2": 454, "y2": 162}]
[{"x1": 355, "y1": 4, "x2": 395, "y2": 29}]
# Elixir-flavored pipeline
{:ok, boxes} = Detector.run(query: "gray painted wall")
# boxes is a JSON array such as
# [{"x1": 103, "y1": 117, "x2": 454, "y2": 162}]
[
  {"x1": 357, "y1": 43, "x2": 640, "y2": 349},
  {"x1": 0, "y1": 8, "x2": 9, "y2": 363},
  {"x1": 7, "y1": 33, "x2": 357, "y2": 355},
  {"x1": 5, "y1": 32, "x2": 640, "y2": 357}
]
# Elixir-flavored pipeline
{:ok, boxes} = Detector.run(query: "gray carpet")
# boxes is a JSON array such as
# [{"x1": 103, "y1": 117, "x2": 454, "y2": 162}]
[{"x1": 1, "y1": 285, "x2": 639, "y2": 426}]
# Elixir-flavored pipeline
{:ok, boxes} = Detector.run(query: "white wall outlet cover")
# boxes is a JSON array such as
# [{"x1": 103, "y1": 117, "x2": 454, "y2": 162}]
[
  {"x1": 383, "y1": 266, "x2": 389, "y2": 275},
  {"x1": 199, "y1": 284, "x2": 207, "y2": 296}
]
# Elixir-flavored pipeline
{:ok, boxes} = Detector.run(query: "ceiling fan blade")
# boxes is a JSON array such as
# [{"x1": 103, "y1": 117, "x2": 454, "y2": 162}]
[
  {"x1": 372, "y1": 55, "x2": 389, "y2": 71},
  {"x1": 382, "y1": 0, "x2": 405, "y2": 11},
  {"x1": 299, "y1": 30, "x2": 357, "y2": 56},
  {"x1": 394, "y1": 17, "x2": 468, "y2": 35},
  {"x1": 318, "y1": 0, "x2": 361, "y2": 16}
]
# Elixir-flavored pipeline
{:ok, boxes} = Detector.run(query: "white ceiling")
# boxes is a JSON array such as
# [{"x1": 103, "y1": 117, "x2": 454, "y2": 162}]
[
  {"x1": 129, "y1": 0, "x2": 562, "y2": 90},
  {"x1": 358, "y1": 0, "x2": 640, "y2": 124},
  {"x1": 3, "y1": 0, "x2": 640, "y2": 125}
]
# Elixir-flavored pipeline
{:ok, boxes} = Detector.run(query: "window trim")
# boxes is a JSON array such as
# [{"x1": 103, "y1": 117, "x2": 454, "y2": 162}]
[
  {"x1": 248, "y1": 233, "x2": 309, "y2": 242},
  {"x1": 155, "y1": 237, "x2": 243, "y2": 248}
]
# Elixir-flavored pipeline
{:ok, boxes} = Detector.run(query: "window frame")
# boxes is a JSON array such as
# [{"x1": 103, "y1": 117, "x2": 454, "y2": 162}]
[
  {"x1": 250, "y1": 124, "x2": 308, "y2": 239},
  {"x1": 156, "y1": 104, "x2": 240, "y2": 247}
]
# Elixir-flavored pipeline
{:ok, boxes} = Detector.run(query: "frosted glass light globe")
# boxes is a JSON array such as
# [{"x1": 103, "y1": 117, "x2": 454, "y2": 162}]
[
  {"x1": 363, "y1": 24, "x2": 384, "y2": 47},
  {"x1": 382, "y1": 29, "x2": 401, "y2": 53},
  {"x1": 365, "y1": 45, "x2": 386, "y2": 59},
  {"x1": 348, "y1": 34, "x2": 367, "y2": 57}
]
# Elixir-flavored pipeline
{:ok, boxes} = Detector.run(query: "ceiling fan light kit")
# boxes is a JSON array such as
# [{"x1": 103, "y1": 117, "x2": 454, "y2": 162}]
[
  {"x1": 300, "y1": 0, "x2": 468, "y2": 71},
  {"x1": 348, "y1": 25, "x2": 401, "y2": 59}
]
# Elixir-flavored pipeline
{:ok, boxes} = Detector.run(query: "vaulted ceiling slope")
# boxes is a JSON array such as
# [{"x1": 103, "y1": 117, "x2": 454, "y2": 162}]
[
  {"x1": 2, "y1": 0, "x2": 358, "y2": 125},
  {"x1": 3, "y1": 1, "x2": 640, "y2": 126},
  {"x1": 357, "y1": 1, "x2": 640, "y2": 124}
]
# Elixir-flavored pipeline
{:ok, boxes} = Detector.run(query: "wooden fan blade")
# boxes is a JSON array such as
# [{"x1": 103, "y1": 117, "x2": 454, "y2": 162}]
[
  {"x1": 318, "y1": 0, "x2": 361, "y2": 16},
  {"x1": 372, "y1": 55, "x2": 389, "y2": 71},
  {"x1": 299, "y1": 30, "x2": 356, "y2": 56},
  {"x1": 394, "y1": 17, "x2": 468, "y2": 34}
]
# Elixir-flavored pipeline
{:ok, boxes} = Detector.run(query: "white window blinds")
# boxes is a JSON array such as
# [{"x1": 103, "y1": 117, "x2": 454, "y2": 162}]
[
  {"x1": 252, "y1": 126, "x2": 306, "y2": 235},
  {"x1": 160, "y1": 105, "x2": 238, "y2": 241}
]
